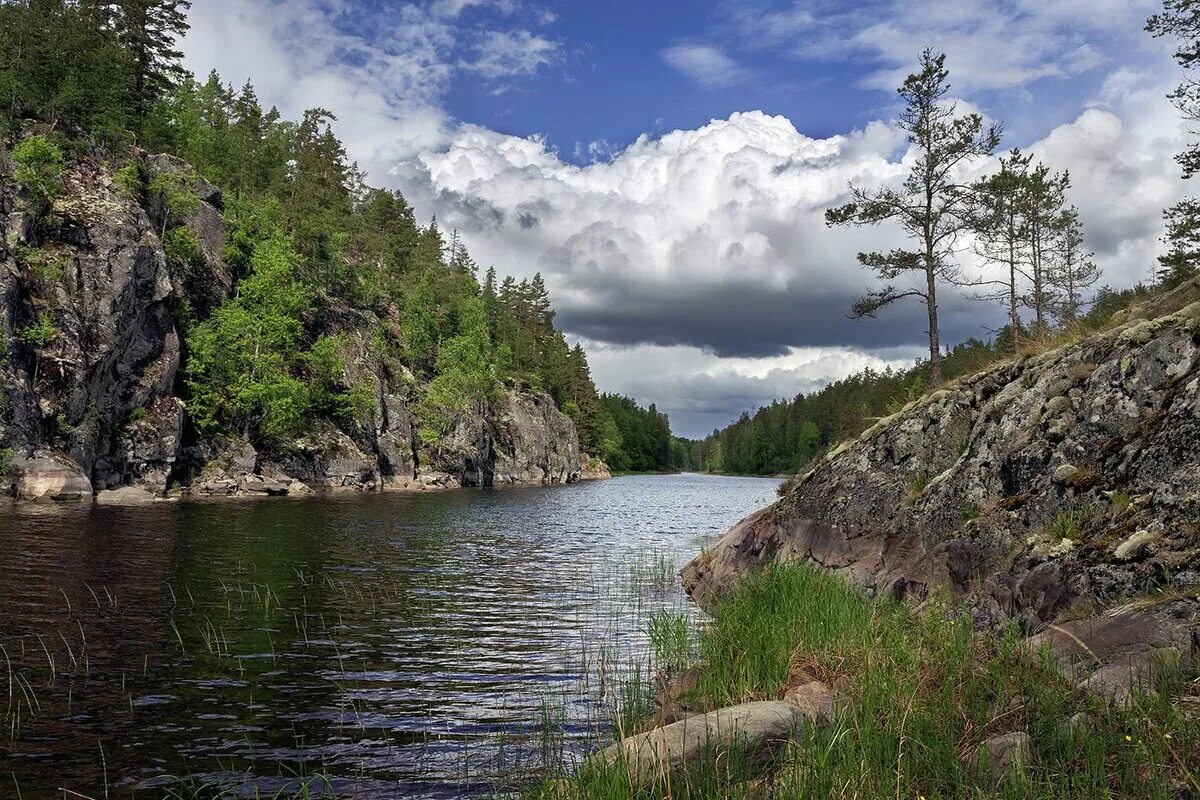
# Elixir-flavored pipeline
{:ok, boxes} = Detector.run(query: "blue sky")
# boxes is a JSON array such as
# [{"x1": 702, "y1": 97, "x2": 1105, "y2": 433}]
[
  {"x1": 441, "y1": 0, "x2": 1128, "y2": 163},
  {"x1": 182, "y1": 0, "x2": 1189, "y2": 437}
]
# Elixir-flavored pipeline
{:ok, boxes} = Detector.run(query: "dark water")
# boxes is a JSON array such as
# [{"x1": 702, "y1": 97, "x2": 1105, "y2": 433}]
[{"x1": 0, "y1": 474, "x2": 779, "y2": 798}]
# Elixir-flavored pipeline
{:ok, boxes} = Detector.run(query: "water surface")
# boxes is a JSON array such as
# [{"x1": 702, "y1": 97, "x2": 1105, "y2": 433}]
[{"x1": 0, "y1": 474, "x2": 779, "y2": 798}]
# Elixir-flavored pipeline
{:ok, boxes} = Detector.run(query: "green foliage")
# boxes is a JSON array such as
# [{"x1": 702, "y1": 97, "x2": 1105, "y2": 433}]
[
  {"x1": 418, "y1": 294, "x2": 497, "y2": 443},
  {"x1": 184, "y1": 233, "x2": 315, "y2": 441},
  {"x1": 114, "y1": 161, "x2": 142, "y2": 198},
  {"x1": 149, "y1": 166, "x2": 199, "y2": 231},
  {"x1": 0, "y1": 2, "x2": 139, "y2": 138},
  {"x1": 162, "y1": 225, "x2": 200, "y2": 267},
  {"x1": 17, "y1": 313, "x2": 56, "y2": 347},
  {"x1": 1046, "y1": 507, "x2": 1092, "y2": 542},
  {"x1": 598, "y1": 394, "x2": 674, "y2": 472},
  {"x1": 960, "y1": 502, "x2": 981, "y2": 522},
  {"x1": 552, "y1": 565, "x2": 1199, "y2": 799},
  {"x1": 646, "y1": 609, "x2": 692, "y2": 676},
  {"x1": 11, "y1": 135, "x2": 64, "y2": 215},
  {"x1": 906, "y1": 470, "x2": 929, "y2": 506},
  {"x1": 18, "y1": 246, "x2": 68, "y2": 294}
]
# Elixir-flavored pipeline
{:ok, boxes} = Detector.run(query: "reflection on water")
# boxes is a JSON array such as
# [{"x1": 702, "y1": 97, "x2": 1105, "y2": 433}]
[{"x1": 0, "y1": 474, "x2": 779, "y2": 798}]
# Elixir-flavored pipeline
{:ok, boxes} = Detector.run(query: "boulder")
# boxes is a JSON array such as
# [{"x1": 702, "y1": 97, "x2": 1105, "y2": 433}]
[
  {"x1": 580, "y1": 454, "x2": 612, "y2": 481},
  {"x1": 95, "y1": 485, "x2": 167, "y2": 506},
  {"x1": 594, "y1": 701, "x2": 808, "y2": 786},
  {"x1": 12, "y1": 451, "x2": 92, "y2": 501},
  {"x1": 1026, "y1": 599, "x2": 1199, "y2": 702},
  {"x1": 781, "y1": 679, "x2": 835, "y2": 723}
]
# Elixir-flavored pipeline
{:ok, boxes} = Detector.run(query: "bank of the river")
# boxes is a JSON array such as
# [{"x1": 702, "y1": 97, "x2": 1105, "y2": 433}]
[
  {"x1": 541, "y1": 282, "x2": 1200, "y2": 799},
  {"x1": 0, "y1": 473, "x2": 778, "y2": 799},
  {"x1": 536, "y1": 565, "x2": 1198, "y2": 799}
]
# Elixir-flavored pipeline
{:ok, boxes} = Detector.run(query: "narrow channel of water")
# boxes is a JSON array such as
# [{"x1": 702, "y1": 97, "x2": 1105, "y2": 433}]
[{"x1": 0, "y1": 474, "x2": 779, "y2": 798}]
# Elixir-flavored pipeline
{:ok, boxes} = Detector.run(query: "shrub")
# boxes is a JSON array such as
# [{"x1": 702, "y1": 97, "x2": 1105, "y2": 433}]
[
  {"x1": 113, "y1": 161, "x2": 141, "y2": 198},
  {"x1": 162, "y1": 226, "x2": 201, "y2": 268},
  {"x1": 17, "y1": 313, "x2": 56, "y2": 347},
  {"x1": 148, "y1": 167, "x2": 199, "y2": 233},
  {"x1": 906, "y1": 471, "x2": 929, "y2": 506},
  {"x1": 11, "y1": 135, "x2": 64, "y2": 215}
]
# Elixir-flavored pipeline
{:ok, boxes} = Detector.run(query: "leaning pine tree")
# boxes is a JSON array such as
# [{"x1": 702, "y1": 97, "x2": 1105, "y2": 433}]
[{"x1": 826, "y1": 50, "x2": 1000, "y2": 387}]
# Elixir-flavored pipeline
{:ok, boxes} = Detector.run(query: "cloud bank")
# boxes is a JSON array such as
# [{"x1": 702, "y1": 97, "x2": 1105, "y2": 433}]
[{"x1": 182, "y1": 0, "x2": 1191, "y2": 437}]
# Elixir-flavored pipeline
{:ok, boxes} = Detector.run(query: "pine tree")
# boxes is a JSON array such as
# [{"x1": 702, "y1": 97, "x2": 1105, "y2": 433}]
[
  {"x1": 1156, "y1": 199, "x2": 1200, "y2": 287},
  {"x1": 1052, "y1": 207, "x2": 1100, "y2": 322},
  {"x1": 969, "y1": 148, "x2": 1033, "y2": 352},
  {"x1": 100, "y1": 0, "x2": 191, "y2": 116},
  {"x1": 1148, "y1": 2, "x2": 1200, "y2": 286},
  {"x1": 826, "y1": 50, "x2": 1001, "y2": 386},
  {"x1": 1022, "y1": 164, "x2": 1070, "y2": 333}
]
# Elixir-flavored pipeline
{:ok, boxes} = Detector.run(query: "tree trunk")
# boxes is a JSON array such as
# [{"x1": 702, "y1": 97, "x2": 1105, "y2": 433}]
[
  {"x1": 925, "y1": 261, "x2": 942, "y2": 387},
  {"x1": 1008, "y1": 210, "x2": 1020, "y2": 353}
]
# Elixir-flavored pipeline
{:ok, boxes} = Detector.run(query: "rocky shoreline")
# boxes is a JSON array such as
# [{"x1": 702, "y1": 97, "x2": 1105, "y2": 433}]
[
  {"x1": 546, "y1": 282, "x2": 1200, "y2": 796},
  {"x1": 2, "y1": 149, "x2": 605, "y2": 505}
]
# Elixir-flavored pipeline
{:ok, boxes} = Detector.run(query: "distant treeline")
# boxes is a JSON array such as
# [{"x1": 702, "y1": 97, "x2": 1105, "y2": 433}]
[{"x1": 677, "y1": 283, "x2": 1164, "y2": 477}]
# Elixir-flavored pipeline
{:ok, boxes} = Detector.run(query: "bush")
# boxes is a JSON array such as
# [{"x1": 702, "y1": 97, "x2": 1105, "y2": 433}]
[
  {"x1": 114, "y1": 161, "x2": 142, "y2": 198},
  {"x1": 17, "y1": 313, "x2": 56, "y2": 347},
  {"x1": 162, "y1": 226, "x2": 201, "y2": 268},
  {"x1": 11, "y1": 135, "x2": 64, "y2": 215}
]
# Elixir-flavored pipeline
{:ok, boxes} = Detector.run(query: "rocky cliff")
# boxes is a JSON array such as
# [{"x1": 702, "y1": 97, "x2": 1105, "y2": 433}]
[
  {"x1": 684, "y1": 282, "x2": 1200, "y2": 641},
  {"x1": 0, "y1": 146, "x2": 582, "y2": 503}
]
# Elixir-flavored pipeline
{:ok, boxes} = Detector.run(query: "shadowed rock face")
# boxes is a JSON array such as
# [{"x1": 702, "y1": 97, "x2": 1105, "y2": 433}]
[
  {"x1": 1, "y1": 146, "x2": 584, "y2": 502},
  {"x1": 684, "y1": 283, "x2": 1200, "y2": 637}
]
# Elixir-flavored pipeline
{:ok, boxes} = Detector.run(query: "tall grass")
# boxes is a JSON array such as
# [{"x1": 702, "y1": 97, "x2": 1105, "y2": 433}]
[{"x1": 546, "y1": 565, "x2": 1200, "y2": 799}]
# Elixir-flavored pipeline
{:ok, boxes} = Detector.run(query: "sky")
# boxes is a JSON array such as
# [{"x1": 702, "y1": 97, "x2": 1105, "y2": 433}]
[{"x1": 181, "y1": 0, "x2": 1191, "y2": 438}]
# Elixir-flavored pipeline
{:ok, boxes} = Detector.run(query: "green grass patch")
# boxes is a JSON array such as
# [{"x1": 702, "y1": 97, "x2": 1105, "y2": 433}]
[{"x1": 543, "y1": 565, "x2": 1200, "y2": 799}]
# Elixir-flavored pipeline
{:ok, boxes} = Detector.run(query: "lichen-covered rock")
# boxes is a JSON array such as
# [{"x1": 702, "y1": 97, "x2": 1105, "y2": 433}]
[
  {"x1": 684, "y1": 282, "x2": 1200, "y2": 637},
  {"x1": 580, "y1": 453, "x2": 612, "y2": 481},
  {"x1": 493, "y1": 391, "x2": 580, "y2": 485}
]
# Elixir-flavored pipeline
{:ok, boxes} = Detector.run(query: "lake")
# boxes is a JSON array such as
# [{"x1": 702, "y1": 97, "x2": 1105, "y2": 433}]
[{"x1": 0, "y1": 474, "x2": 780, "y2": 798}]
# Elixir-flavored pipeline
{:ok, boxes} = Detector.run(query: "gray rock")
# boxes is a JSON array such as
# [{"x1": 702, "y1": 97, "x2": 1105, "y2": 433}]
[
  {"x1": 594, "y1": 701, "x2": 808, "y2": 786},
  {"x1": 971, "y1": 731, "x2": 1032, "y2": 786},
  {"x1": 12, "y1": 451, "x2": 92, "y2": 501},
  {"x1": 1027, "y1": 601, "x2": 1198, "y2": 702},
  {"x1": 95, "y1": 485, "x2": 167, "y2": 506},
  {"x1": 683, "y1": 288, "x2": 1200, "y2": 629},
  {"x1": 493, "y1": 390, "x2": 581, "y2": 485}
]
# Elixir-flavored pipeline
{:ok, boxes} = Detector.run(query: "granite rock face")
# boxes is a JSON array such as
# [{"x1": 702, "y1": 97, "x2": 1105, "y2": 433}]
[
  {"x1": 2, "y1": 149, "x2": 185, "y2": 500},
  {"x1": 683, "y1": 282, "x2": 1200, "y2": 641},
  {"x1": 1, "y1": 145, "x2": 584, "y2": 501}
]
